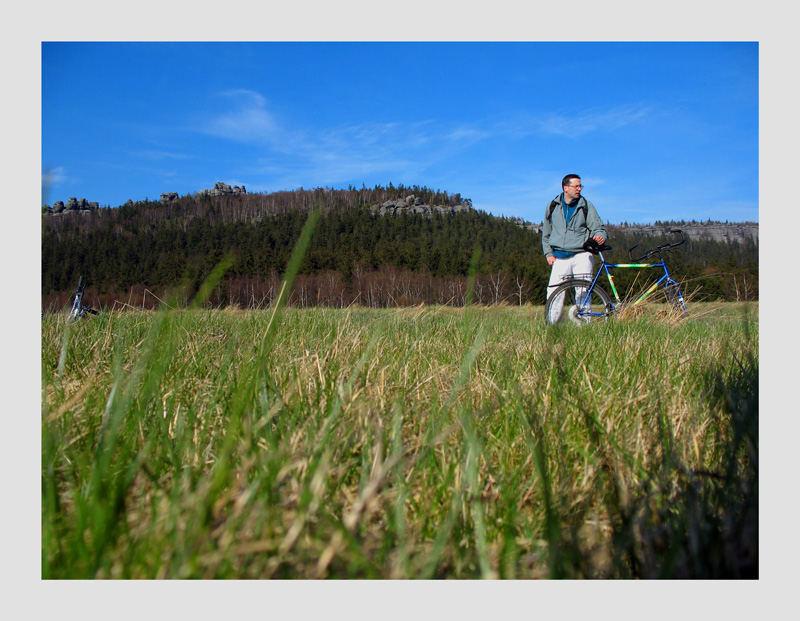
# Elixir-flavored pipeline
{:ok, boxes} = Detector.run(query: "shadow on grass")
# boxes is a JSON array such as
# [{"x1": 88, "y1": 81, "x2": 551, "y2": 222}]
[
  {"x1": 539, "y1": 313, "x2": 757, "y2": 579},
  {"x1": 617, "y1": 321, "x2": 757, "y2": 578}
]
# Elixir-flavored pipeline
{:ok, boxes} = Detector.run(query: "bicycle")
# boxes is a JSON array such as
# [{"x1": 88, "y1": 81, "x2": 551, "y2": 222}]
[
  {"x1": 69, "y1": 275, "x2": 100, "y2": 320},
  {"x1": 544, "y1": 229, "x2": 688, "y2": 325}
]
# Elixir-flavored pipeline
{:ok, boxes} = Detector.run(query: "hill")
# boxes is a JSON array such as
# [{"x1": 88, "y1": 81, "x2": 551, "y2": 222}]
[{"x1": 41, "y1": 184, "x2": 758, "y2": 311}]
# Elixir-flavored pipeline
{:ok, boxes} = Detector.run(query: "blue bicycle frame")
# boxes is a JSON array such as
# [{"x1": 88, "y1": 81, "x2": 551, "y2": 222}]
[
  {"x1": 584, "y1": 252, "x2": 687, "y2": 314},
  {"x1": 568, "y1": 230, "x2": 689, "y2": 319}
]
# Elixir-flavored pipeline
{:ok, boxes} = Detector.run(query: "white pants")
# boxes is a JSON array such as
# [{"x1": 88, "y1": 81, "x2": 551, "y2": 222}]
[{"x1": 546, "y1": 252, "x2": 595, "y2": 321}]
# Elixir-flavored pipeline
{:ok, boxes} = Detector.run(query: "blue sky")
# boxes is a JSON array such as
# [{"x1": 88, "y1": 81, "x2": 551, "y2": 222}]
[{"x1": 42, "y1": 41, "x2": 757, "y2": 225}]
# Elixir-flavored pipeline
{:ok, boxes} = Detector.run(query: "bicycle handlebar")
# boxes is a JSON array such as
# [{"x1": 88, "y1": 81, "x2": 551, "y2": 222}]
[{"x1": 627, "y1": 229, "x2": 686, "y2": 262}]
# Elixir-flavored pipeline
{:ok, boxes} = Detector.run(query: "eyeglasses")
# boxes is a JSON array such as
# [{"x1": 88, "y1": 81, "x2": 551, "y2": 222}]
[{"x1": 566, "y1": 184, "x2": 583, "y2": 189}]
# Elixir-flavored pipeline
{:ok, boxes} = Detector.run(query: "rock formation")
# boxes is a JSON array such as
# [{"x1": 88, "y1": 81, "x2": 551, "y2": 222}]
[
  {"x1": 45, "y1": 197, "x2": 99, "y2": 215},
  {"x1": 606, "y1": 222, "x2": 758, "y2": 244},
  {"x1": 370, "y1": 194, "x2": 472, "y2": 217},
  {"x1": 508, "y1": 218, "x2": 758, "y2": 244},
  {"x1": 196, "y1": 181, "x2": 247, "y2": 198}
]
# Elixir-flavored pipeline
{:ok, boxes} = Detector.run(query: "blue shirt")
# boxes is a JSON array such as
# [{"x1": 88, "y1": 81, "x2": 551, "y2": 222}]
[
  {"x1": 553, "y1": 194, "x2": 579, "y2": 259},
  {"x1": 563, "y1": 196, "x2": 578, "y2": 224}
]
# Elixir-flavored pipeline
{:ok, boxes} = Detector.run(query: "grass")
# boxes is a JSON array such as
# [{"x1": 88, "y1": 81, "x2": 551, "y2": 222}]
[{"x1": 41, "y1": 300, "x2": 757, "y2": 579}]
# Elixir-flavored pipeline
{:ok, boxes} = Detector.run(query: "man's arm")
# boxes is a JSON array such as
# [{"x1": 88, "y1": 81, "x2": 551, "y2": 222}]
[{"x1": 585, "y1": 201, "x2": 607, "y2": 243}]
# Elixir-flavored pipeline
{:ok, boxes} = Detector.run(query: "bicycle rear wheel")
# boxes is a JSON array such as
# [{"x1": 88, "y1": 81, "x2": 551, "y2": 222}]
[
  {"x1": 544, "y1": 279, "x2": 613, "y2": 325},
  {"x1": 665, "y1": 282, "x2": 689, "y2": 318}
]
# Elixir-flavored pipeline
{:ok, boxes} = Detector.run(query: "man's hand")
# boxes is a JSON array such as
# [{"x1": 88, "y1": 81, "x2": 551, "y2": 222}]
[
  {"x1": 547, "y1": 255, "x2": 556, "y2": 266},
  {"x1": 592, "y1": 234, "x2": 605, "y2": 244}
]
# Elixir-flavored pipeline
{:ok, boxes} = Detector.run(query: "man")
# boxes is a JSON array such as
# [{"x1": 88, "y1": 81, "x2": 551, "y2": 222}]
[{"x1": 541, "y1": 174, "x2": 607, "y2": 321}]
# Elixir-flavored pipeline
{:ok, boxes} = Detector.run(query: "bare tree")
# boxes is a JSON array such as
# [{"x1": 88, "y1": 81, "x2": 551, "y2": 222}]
[
  {"x1": 489, "y1": 271, "x2": 506, "y2": 305},
  {"x1": 515, "y1": 275, "x2": 528, "y2": 306}
]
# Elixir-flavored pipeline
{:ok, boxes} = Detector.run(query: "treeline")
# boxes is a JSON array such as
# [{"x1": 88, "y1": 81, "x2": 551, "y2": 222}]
[
  {"x1": 41, "y1": 185, "x2": 758, "y2": 310},
  {"x1": 602, "y1": 227, "x2": 758, "y2": 302},
  {"x1": 43, "y1": 184, "x2": 469, "y2": 232}
]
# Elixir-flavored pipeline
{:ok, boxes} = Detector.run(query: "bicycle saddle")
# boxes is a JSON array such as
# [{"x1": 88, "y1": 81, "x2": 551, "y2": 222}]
[{"x1": 582, "y1": 238, "x2": 612, "y2": 254}]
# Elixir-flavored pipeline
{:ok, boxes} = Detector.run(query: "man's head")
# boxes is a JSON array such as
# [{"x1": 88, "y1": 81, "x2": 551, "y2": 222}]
[{"x1": 562, "y1": 174, "x2": 582, "y2": 203}]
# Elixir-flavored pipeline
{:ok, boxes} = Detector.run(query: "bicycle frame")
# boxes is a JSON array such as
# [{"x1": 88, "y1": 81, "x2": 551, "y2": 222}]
[{"x1": 588, "y1": 251, "x2": 687, "y2": 312}]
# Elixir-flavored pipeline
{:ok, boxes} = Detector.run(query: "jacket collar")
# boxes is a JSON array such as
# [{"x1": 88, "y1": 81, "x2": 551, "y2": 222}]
[{"x1": 557, "y1": 193, "x2": 585, "y2": 208}]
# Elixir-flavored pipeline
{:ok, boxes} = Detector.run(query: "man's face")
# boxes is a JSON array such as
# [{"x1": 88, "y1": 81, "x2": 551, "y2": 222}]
[{"x1": 563, "y1": 179, "x2": 582, "y2": 202}]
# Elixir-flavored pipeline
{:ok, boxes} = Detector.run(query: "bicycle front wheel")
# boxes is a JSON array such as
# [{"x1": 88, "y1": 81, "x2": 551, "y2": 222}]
[{"x1": 544, "y1": 279, "x2": 613, "y2": 325}]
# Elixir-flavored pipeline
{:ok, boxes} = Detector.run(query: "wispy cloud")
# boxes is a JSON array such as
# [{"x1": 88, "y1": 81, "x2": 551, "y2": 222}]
[
  {"x1": 42, "y1": 166, "x2": 69, "y2": 204},
  {"x1": 202, "y1": 89, "x2": 280, "y2": 143},
  {"x1": 445, "y1": 126, "x2": 491, "y2": 143},
  {"x1": 42, "y1": 166, "x2": 67, "y2": 187},
  {"x1": 536, "y1": 104, "x2": 652, "y2": 137},
  {"x1": 196, "y1": 90, "x2": 655, "y2": 193},
  {"x1": 230, "y1": 113, "x2": 445, "y2": 186},
  {"x1": 134, "y1": 149, "x2": 193, "y2": 161}
]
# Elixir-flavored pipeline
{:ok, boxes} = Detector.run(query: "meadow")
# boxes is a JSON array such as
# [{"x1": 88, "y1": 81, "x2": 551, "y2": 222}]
[{"x1": 41, "y1": 300, "x2": 757, "y2": 579}]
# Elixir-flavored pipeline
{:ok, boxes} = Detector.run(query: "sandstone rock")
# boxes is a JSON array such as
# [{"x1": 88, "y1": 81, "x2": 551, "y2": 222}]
[
  {"x1": 370, "y1": 199, "x2": 473, "y2": 218},
  {"x1": 607, "y1": 223, "x2": 759, "y2": 244},
  {"x1": 197, "y1": 181, "x2": 247, "y2": 198},
  {"x1": 44, "y1": 197, "x2": 99, "y2": 215}
]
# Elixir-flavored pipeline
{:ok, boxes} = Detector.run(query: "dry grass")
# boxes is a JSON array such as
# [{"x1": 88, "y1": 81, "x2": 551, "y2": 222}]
[{"x1": 41, "y1": 301, "x2": 757, "y2": 578}]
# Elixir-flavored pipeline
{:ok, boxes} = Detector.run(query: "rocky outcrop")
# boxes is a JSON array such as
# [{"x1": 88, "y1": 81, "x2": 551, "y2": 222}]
[
  {"x1": 510, "y1": 217, "x2": 540, "y2": 233},
  {"x1": 370, "y1": 194, "x2": 472, "y2": 217},
  {"x1": 160, "y1": 192, "x2": 179, "y2": 203},
  {"x1": 45, "y1": 197, "x2": 99, "y2": 215},
  {"x1": 196, "y1": 181, "x2": 247, "y2": 198},
  {"x1": 510, "y1": 218, "x2": 758, "y2": 244},
  {"x1": 607, "y1": 223, "x2": 759, "y2": 244}
]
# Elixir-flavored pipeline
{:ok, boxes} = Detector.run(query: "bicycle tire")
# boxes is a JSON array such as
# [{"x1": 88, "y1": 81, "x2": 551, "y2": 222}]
[
  {"x1": 665, "y1": 282, "x2": 688, "y2": 318},
  {"x1": 544, "y1": 279, "x2": 613, "y2": 325}
]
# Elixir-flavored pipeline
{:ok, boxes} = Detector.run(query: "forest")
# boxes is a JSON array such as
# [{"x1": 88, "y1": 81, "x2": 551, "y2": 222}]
[{"x1": 41, "y1": 185, "x2": 758, "y2": 311}]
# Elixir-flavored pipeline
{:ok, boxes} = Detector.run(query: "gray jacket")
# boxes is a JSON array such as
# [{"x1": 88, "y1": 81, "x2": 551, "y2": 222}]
[{"x1": 541, "y1": 194, "x2": 607, "y2": 258}]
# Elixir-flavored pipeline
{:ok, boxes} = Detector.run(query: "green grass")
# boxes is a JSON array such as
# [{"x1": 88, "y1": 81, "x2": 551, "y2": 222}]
[{"x1": 41, "y1": 300, "x2": 757, "y2": 578}]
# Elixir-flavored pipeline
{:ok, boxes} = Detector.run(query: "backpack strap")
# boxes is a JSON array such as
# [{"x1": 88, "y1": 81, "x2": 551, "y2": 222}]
[{"x1": 546, "y1": 199, "x2": 558, "y2": 221}]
